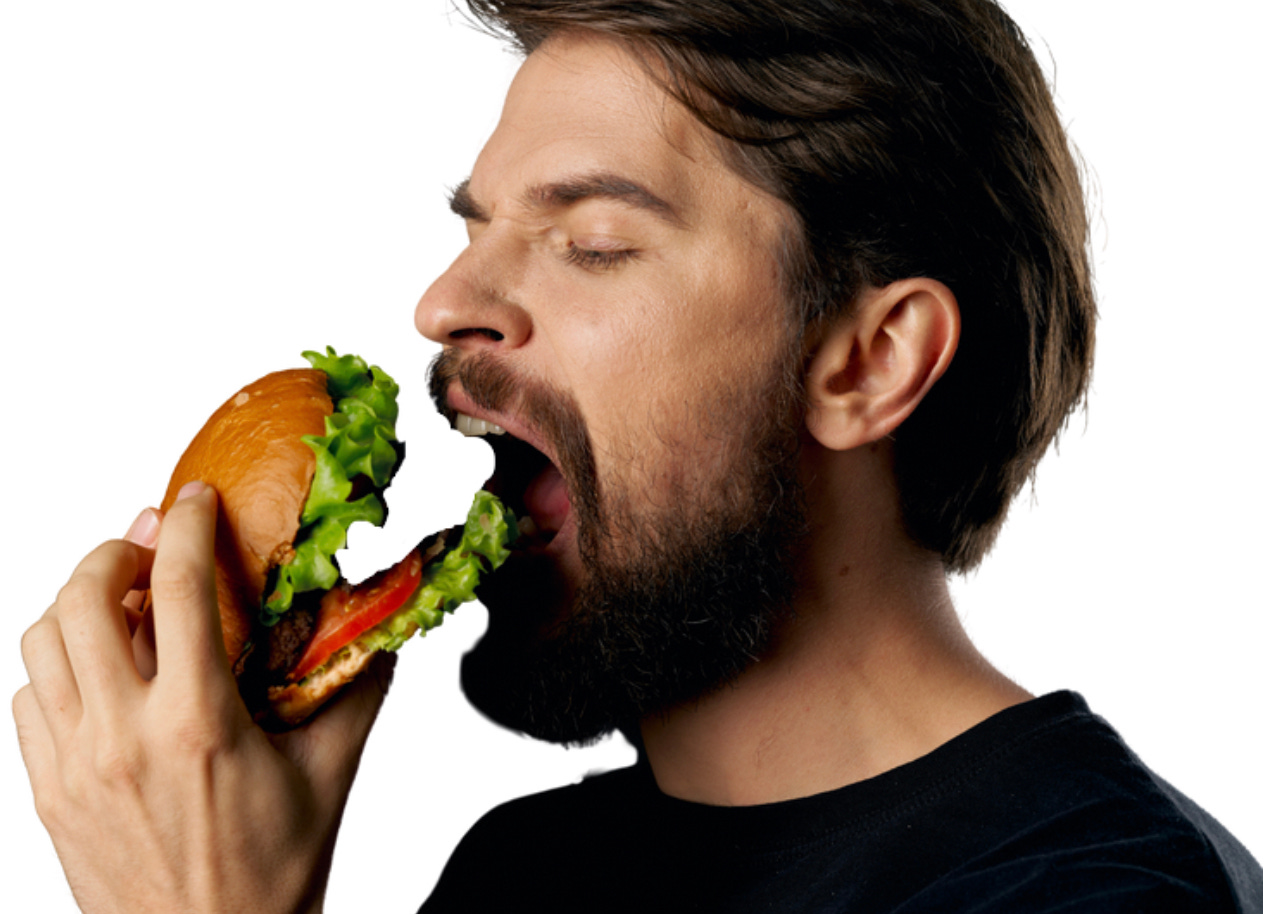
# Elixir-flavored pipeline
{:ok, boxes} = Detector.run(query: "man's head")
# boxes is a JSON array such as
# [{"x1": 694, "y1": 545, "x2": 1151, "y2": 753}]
[
  {"x1": 461, "y1": 0, "x2": 1097, "y2": 572},
  {"x1": 420, "y1": 34, "x2": 811, "y2": 741},
  {"x1": 418, "y1": 0, "x2": 1094, "y2": 741}
]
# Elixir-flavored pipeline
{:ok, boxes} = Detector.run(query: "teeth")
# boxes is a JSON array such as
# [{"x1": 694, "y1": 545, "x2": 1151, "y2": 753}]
[{"x1": 455, "y1": 412, "x2": 507, "y2": 437}]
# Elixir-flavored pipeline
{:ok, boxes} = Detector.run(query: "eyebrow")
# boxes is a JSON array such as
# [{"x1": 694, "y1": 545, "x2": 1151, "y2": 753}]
[{"x1": 447, "y1": 173, "x2": 684, "y2": 226}]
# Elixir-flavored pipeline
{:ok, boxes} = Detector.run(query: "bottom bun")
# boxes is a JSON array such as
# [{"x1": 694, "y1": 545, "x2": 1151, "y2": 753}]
[{"x1": 266, "y1": 637, "x2": 381, "y2": 725}]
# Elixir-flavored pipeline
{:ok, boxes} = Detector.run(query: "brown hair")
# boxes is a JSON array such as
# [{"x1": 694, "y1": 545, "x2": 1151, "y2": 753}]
[{"x1": 463, "y1": 0, "x2": 1096, "y2": 572}]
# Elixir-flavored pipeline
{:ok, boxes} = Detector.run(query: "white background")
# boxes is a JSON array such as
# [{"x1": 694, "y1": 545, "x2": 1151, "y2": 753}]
[{"x1": 2, "y1": 2, "x2": 1259, "y2": 910}]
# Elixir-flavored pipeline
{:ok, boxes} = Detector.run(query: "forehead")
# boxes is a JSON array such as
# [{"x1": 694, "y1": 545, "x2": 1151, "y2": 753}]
[{"x1": 471, "y1": 32, "x2": 767, "y2": 223}]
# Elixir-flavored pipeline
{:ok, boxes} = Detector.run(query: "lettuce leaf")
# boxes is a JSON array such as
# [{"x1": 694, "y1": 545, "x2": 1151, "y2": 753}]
[
  {"x1": 356, "y1": 490, "x2": 515, "y2": 654},
  {"x1": 262, "y1": 347, "x2": 401, "y2": 626}
]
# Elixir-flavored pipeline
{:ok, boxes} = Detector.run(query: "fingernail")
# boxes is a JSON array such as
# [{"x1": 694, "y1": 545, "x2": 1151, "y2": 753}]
[
  {"x1": 125, "y1": 508, "x2": 161, "y2": 547},
  {"x1": 176, "y1": 481, "x2": 208, "y2": 502}
]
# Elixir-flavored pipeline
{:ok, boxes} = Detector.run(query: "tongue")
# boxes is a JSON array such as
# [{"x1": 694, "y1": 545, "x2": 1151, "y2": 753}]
[{"x1": 522, "y1": 462, "x2": 571, "y2": 535}]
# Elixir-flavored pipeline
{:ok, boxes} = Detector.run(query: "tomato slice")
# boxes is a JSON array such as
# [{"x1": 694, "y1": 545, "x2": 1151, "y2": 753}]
[{"x1": 289, "y1": 547, "x2": 423, "y2": 682}]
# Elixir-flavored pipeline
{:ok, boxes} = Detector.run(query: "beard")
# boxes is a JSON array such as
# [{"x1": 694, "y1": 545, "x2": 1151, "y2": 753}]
[{"x1": 429, "y1": 346, "x2": 809, "y2": 746}]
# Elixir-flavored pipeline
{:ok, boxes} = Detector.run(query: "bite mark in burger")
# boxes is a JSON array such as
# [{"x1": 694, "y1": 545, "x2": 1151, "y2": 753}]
[{"x1": 153, "y1": 348, "x2": 514, "y2": 727}]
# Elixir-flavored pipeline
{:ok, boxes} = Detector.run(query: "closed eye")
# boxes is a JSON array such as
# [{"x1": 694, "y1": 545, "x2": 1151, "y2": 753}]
[{"x1": 563, "y1": 244, "x2": 639, "y2": 271}]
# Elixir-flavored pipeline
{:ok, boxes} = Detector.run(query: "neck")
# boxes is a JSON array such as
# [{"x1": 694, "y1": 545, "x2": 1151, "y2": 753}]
[{"x1": 638, "y1": 445, "x2": 1031, "y2": 807}]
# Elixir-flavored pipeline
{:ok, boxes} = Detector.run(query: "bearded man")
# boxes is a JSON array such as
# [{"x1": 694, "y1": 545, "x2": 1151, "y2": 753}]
[{"x1": 14, "y1": 1, "x2": 1260, "y2": 912}]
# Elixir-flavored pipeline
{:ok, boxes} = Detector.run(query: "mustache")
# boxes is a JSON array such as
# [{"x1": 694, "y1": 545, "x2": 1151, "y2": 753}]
[
  {"x1": 426, "y1": 348, "x2": 602, "y2": 528},
  {"x1": 428, "y1": 347, "x2": 517, "y2": 421}
]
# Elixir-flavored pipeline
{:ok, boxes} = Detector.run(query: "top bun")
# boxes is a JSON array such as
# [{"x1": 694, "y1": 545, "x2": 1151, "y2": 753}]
[{"x1": 157, "y1": 368, "x2": 332, "y2": 662}]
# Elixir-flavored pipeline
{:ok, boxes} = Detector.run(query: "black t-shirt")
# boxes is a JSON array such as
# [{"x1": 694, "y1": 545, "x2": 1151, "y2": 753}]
[{"x1": 421, "y1": 692, "x2": 1261, "y2": 912}]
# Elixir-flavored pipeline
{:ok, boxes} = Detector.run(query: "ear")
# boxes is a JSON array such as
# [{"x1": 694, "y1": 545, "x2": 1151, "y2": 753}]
[{"x1": 805, "y1": 278, "x2": 960, "y2": 451}]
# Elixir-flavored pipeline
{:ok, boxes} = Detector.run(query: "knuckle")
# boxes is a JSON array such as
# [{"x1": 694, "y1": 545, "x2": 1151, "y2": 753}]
[
  {"x1": 51, "y1": 541, "x2": 137, "y2": 622},
  {"x1": 12, "y1": 684, "x2": 39, "y2": 731},
  {"x1": 91, "y1": 735, "x2": 145, "y2": 788},
  {"x1": 55, "y1": 573, "x2": 101, "y2": 620},
  {"x1": 149, "y1": 562, "x2": 211, "y2": 607},
  {"x1": 163, "y1": 712, "x2": 231, "y2": 758},
  {"x1": 19, "y1": 619, "x2": 55, "y2": 667},
  {"x1": 30, "y1": 778, "x2": 65, "y2": 830}
]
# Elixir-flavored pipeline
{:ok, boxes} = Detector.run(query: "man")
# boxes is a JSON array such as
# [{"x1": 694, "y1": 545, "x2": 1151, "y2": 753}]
[{"x1": 13, "y1": 1, "x2": 1260, "y2": 912}]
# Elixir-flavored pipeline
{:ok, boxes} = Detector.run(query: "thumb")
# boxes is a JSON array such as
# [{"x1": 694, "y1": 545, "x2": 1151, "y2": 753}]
[{"x1": 272, "y1": 651, "x2": 397, "y2": 800}]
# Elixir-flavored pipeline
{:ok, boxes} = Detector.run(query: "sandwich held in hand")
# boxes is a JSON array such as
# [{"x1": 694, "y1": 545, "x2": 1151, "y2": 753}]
[{"x1": 151, "y1": 347, "x2": 514, "y2": 726}]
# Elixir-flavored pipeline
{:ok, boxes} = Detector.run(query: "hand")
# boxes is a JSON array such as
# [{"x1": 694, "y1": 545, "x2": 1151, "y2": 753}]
[{"x1": 13, "y1": 483, "x2": 393, "y2": 914}]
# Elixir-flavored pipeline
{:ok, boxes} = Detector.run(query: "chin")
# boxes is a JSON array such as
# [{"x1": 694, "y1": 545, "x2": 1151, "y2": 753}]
[
  {"x1": 459, "y1": 551, "x2": 611, "y2": 744},
  {"x1": 460, "y1": 618, "x2": 622, "y2": 747}
]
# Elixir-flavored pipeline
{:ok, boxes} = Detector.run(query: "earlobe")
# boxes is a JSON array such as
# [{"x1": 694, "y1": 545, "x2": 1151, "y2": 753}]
[{"x1": 805, "y1": 279, "x2": 960, "y2": 451}]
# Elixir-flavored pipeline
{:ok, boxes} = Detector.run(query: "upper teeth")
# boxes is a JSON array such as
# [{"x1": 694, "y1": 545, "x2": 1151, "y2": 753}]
[{"x1": 455, "y1": 413, "x2": 507, "y2": 437}]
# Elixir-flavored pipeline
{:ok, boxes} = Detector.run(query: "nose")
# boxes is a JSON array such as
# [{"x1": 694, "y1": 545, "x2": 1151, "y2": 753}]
[{"x1": 414, "y1": 245, "x2": 532, "y2": 351}]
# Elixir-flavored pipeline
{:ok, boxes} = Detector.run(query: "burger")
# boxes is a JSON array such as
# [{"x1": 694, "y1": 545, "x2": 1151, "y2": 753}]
[{"x1": 151, "y1": 347, "x2": 514, "y2": 727}]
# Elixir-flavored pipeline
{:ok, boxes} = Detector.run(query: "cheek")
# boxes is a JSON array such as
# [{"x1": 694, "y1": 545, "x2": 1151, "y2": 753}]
[
  {"x1": 536, "y1": 236, "x2": 788, "y2": 469},
  {"x1": 575, "y1": 303, "x2": 780, "y2": 485},
  {"x1": 575, "y1": 289, "x2": 719, "y2": 418},
  {"x1": 549, "y1": 294, "x2": 666, "y2": 402},
  {"x1": 560, "y1": 308, "x2": 680, "y2": 464}
]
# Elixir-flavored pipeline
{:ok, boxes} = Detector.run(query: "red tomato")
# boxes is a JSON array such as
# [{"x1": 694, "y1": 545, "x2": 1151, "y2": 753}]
[{"x1": 289, "y1": 547, "x2": 423, "y2": 682}]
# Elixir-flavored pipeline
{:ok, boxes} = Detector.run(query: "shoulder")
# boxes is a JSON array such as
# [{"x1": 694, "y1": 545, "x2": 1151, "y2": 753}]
[
  {"x1": 896, "y1": 692, "x2": 1262, "y2": 913},
  {"x1": 898, "y1": 835, "x2": 1256, "y2": 914}
]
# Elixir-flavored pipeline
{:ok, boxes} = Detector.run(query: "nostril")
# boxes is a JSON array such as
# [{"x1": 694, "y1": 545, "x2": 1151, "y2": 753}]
[{"x1": 451, "y1": 328, "x2": 505, "y2": 342}]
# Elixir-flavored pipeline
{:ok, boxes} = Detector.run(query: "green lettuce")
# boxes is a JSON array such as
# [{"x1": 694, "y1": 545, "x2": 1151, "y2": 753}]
[
  {"x1": 262, "y1": 347, "x2": 401, "y2": 626},
  {"x1": 356, "y1": 490, "x2": 516, "y2": 655}
]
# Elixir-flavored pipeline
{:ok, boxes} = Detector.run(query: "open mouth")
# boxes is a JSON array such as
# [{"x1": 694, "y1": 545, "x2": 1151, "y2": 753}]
[{"x1": 455, "y1": 411, "x2": 571, "y2": 550}]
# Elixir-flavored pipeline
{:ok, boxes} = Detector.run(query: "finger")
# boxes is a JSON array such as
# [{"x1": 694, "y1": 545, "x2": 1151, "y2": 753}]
[
  {"x1": 124, "y1": 506, "x2": 162, "y2": 550},
  {"x1": 122, "y1": 508, "x2": 162, "y2": 635},
  {"x1": 12, "y1": 684, "x2": 58, "y2": 801},
  {"x1": 149, "y1": 482, "x2": 230, "y2": 692},
  {"x1": 122, "y1": 593, "x2": 147, "y2": 635},
  {"x1": 19, "y1": 614, "x2": 82, "y2": 744},
  {"x1": 274, "y1": 652, "x2": 397, "y2": 802},
  {"x1": 132, "y1": 607, "x2": 158, "y2": 681},
  {"x1": 53, "y1": 539, "x2": 150, "y2": 716}
]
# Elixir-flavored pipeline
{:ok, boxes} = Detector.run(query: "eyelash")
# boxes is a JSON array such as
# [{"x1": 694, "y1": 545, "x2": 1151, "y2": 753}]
[{"x1": 563, "y1": 244, "x2": 638, "y2": 271}]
